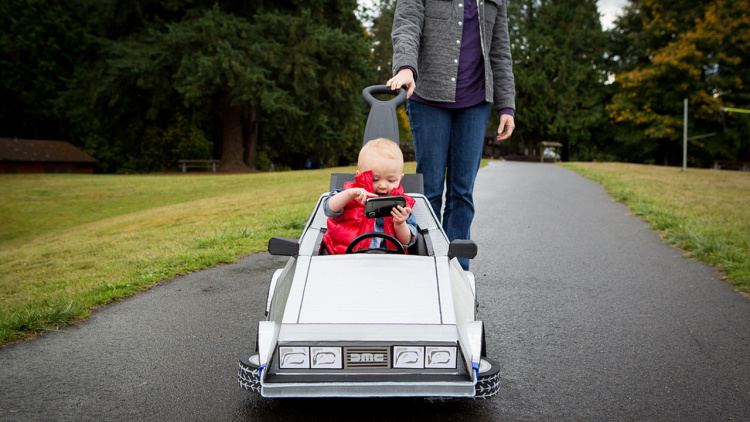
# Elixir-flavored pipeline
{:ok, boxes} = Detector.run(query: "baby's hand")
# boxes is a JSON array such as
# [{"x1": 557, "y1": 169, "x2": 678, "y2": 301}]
[
  {"x1": 391, "y1": 205, "x2": 412, "y2": 225},
  {"x1": 347, "y1": 188, "x2": 377, "y2": 204}
]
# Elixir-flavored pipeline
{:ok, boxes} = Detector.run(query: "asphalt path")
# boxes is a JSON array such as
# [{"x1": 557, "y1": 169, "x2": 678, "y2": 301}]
[{"x1": 1, "y1": 161, "x2": 749, "y2": 421}]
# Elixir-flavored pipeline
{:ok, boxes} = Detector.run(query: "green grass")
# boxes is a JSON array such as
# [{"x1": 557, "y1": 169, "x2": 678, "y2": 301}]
[
  {"x1": 0, "y1": 165, "x2": 422, "y2": 344},
  {"x1": 563, "y1": 162, "x2": 750, "y2": 293}
]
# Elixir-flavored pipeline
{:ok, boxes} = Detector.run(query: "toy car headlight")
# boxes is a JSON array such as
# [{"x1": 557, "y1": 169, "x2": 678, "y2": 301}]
[
  {"x1": 310, "y1": 347, "x2": 342, "y2": 369},
  {"x1": 425, "y1": 346, "x2": 457, "y2": 368},
  {"x1": 279, "y1": 347, "x2": 310, "y2": 369},
  {"x1": 393, "y1": 346, "x2": 424, "y2": 368}
]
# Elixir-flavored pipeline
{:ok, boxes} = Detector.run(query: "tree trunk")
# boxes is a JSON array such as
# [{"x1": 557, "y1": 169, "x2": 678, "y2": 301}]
[
  {"x1": 526, "y1": 133, "x2": 536, "y2": 158},
  {"x1": 218, "y1": 91, "x2": 249, "y2": 172},
  {"x1": 244, "y1": 100, "x2": 258, "y2": 169}
]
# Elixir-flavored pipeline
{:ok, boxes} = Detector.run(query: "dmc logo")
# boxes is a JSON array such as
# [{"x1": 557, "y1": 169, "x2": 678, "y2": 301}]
[{"x1": 350, "y1": 353, "x2": 385, "y2": 362}]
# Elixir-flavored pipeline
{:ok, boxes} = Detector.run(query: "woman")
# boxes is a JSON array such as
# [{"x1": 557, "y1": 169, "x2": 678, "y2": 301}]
[{"x1": 387, "y1": 0, "x2": 516, "y2": 270}]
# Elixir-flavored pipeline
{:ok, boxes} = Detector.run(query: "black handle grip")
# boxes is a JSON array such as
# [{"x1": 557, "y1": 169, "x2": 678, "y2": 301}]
[
  {"x1": 361, "y1": 85, "x2": 408, "y2": 146},
  {"x1": 362, "y1": 85, "x2": 408, "y2": 108}
]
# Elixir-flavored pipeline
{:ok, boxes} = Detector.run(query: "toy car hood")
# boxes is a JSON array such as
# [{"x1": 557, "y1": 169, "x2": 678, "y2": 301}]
[{"x1": 297, "y1": 255, "x2": 442, "y2": 324}]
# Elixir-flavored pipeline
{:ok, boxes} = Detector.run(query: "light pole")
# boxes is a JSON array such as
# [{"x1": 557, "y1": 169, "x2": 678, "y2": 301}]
[
  {"x1": 683, "y1": 99, "x2": 718, "y2": 172},
  {"x1": 683, "y1": 98, "x2": 688, "y2": 172}
]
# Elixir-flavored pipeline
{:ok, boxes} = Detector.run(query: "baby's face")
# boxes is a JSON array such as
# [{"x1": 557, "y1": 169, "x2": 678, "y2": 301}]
[{"x1": 359, "y1": 155, "x2": 404, "y2": 196}]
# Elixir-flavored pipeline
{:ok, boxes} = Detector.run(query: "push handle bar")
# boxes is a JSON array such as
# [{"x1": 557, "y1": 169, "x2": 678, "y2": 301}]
[{"x1": 361, "y1": 85, "x2": 408, "y2": 146}]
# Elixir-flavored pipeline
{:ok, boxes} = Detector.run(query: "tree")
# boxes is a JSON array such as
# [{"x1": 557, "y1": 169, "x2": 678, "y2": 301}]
[
  {"x1": 61, "y1": 0, "x2": 371, "y2": 172},
  {"x1": 0, "y1": 0, "x2": 92, "y2": 140},
  {"x1": 687, "y1": 0, "x2": 750, "y2": 164},
  {"x1": 252, "y1": 8, "x2": 373, "y2": 169},
  {"x1": 366, "y1": 0, "x2": 412, "y2": 148},
  {"x1": 153, "y1": 6, "x2": 293, "y2": 171},
  {"x1": 369, "y1": 0, "x2": 397, "y2": 86},
  {"x1": 508, "y1": 0, "x2": 608, "y2": 160},
  {"x1": 605, "y1": 0, "x2": 749, "y2": 166},
  {"x1": 606, "y1": 0, "x2": 704, "y2": 164}
]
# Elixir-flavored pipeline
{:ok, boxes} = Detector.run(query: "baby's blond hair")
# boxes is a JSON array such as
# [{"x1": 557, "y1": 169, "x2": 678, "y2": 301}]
[{"x1": 358, "y1": 138, "x2": 404, "y2": 170}]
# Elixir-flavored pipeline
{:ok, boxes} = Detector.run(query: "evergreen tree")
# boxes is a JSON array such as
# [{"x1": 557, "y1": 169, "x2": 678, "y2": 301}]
[
  {"x1": 61, "y1": 0, "x2": 371, "y2": 172},
  {"x1": 0, "y1": 0, "x2": 92, "y2": 140},
  {"x1": 369, "y1": 0, "x2": 397, "y2": 86},
  {"x1": 252, "y1": 7, "x2": 373, "y2": 169},
  {"x1": 508, "y1": 0, "x2": 608, "y2": 160},
  {"x1": 366, "y1": 0, "x2": 412, "y2": 149}
]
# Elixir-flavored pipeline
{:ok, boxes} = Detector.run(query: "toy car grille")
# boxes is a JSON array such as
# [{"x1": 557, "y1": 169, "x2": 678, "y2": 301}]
[{"x1": 344, "y1": 346, "x2": 391, "y2": 369}]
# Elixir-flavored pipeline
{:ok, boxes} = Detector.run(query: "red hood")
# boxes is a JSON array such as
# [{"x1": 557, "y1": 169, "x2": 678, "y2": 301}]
[{"x1": 352, "y1": 170, "x2": 406, "y2": 197}]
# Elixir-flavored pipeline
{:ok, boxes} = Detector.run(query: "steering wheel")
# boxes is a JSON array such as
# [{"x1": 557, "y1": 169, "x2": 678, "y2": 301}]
[{"x1": 345, "y1": 232, "x2": 406, "y2": 255}]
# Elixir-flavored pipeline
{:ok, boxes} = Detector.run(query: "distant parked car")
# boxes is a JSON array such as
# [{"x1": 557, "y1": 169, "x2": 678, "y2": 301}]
[{"x1": 543, "y1": 147, "x2": 560, "y2": 161}]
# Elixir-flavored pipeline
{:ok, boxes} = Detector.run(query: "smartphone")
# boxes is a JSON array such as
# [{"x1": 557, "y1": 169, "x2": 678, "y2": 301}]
[{"x1": 364, "y1": 196, "x2": 407, "y2": 218}]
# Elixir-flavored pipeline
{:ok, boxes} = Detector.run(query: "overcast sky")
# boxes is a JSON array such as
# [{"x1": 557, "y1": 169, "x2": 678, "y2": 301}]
[{"x1": 598, "y1": 0, "x2": 629, "y2": 29}]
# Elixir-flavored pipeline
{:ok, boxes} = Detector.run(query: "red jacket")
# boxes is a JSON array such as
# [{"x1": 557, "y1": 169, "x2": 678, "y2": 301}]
[{"x1": 322, "y1": 171, "x2": 416, "y2": 255}]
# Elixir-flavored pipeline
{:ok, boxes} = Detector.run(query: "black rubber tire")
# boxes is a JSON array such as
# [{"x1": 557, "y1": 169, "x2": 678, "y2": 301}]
[
  {"x1": 474, "y1": 357, "x2": 501, "y2": 399},
  {"x1": 238, "y1": 354, "x2": 261, "y2": 393}
]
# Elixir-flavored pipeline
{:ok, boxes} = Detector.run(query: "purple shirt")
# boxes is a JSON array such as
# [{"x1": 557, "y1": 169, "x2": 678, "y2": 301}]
[{"x1": 407, "y1": 0, "x2": 514, "y2": 119}]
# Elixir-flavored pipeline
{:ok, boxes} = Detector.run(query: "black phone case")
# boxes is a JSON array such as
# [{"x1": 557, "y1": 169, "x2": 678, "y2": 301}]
[{"x1": 364, "y1": 196, "x2": 406, "y2": 218}]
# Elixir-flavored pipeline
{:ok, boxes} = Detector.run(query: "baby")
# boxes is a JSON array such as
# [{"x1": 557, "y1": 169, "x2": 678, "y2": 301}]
[{"x1": 321, "y1": 138, "x2": 417, "y2": 254}]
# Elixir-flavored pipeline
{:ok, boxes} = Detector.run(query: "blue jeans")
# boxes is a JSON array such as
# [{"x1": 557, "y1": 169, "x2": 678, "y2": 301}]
[{"x1": 406, "y1": 100, "x2": 491, "y2": 270}]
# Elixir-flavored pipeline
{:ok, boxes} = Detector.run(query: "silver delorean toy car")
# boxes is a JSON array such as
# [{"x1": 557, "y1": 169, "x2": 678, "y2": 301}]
[{"x1": 237, "y1": 86, "x2": 501, "y2": 399}]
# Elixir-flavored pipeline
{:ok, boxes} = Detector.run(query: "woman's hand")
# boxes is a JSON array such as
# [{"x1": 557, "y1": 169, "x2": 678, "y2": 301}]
[
  {"x1": 497, "y1": 114, "x2": 515, "y2": 141},
  {"x1": 386, "y1": 68, "x2": 416, "y2": 99}
]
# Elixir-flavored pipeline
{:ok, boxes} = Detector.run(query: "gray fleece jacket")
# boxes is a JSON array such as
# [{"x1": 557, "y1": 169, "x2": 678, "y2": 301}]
[{"x1": 391, "y1": 0, "x2": 516, "y2": 111}]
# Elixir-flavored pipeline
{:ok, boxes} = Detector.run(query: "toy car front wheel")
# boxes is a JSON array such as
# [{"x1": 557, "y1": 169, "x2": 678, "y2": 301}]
[
  {"x1": 238, "y1": 354, "x2": 261, "y2": 392},
  {"x1": 474, "y1": 357, "x2": 501, "y2": 399}
]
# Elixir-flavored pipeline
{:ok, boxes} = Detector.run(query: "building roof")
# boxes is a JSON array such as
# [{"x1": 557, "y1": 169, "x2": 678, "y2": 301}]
[{"x1": 0, "y1": 138, "x2": 98, "y2": 164}]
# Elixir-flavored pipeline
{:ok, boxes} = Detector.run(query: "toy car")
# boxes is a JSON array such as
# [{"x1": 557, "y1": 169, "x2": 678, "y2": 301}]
[{"x1": 237, "y1": 86, "x2": 501, "y2": 399}]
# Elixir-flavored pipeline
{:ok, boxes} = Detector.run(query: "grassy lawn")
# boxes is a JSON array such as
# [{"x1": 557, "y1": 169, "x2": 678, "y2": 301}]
[
  {"x1": 563, "y1": 162, "x2": 750, "y2": 294},
  {"x1": 2, "y1": 160, "x2": 747, "y2": 344},
  {"x1": 0, "y1": 165, "x2": 423, "y2": 344}
]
